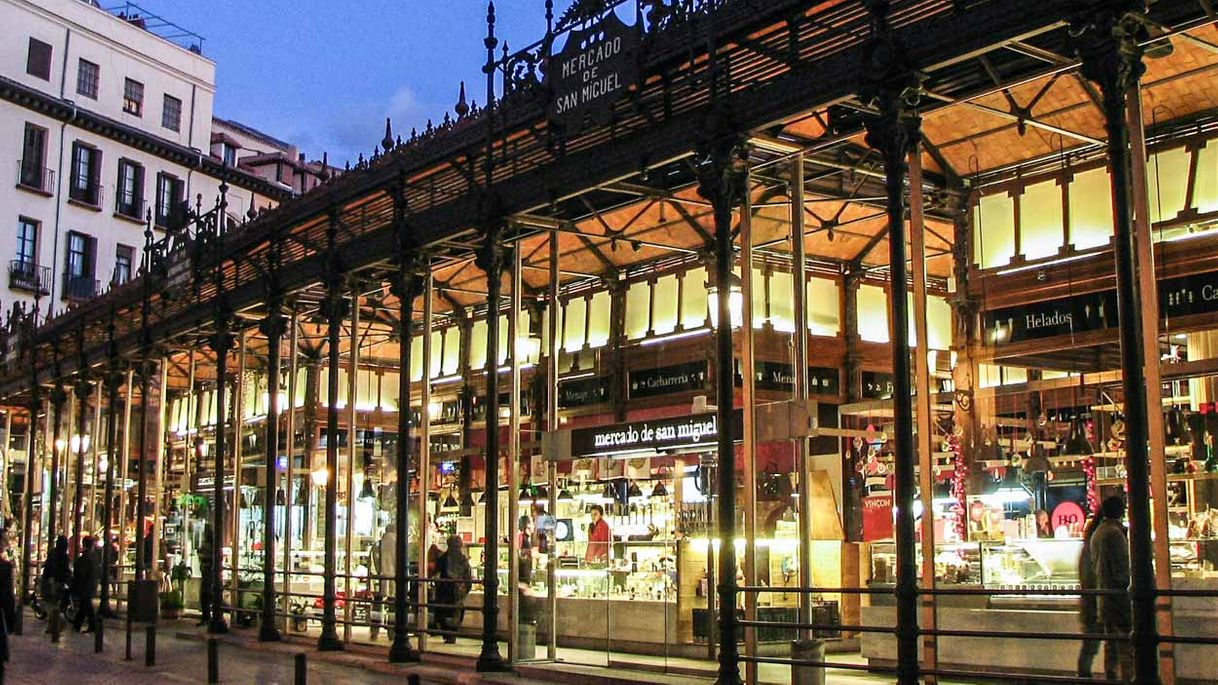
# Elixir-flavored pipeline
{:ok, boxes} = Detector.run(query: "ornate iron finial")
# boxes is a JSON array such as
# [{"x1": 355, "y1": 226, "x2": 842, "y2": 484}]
[
  {"x1": 426, "y1": 119, "x2": 434, "y2": 135},
  {"x1": 396, "y1": 135, "x2": 402, "y2": 147},
  {"x1": 320, "y1": 151, "x2": 330, "y2": 180},
  {"x1": 545, "y1": 0, "x2": 554, "y2": 28},
  {"x1": 443, "y1": 112, "x2": 452, "y2": 127},
  {"x1": 246, "y1": 194, "x2": 257, "y2": 220},
  {"x1": 485, "y1": 1, "x2": 498, "y2": 52},
  {"x1": 455, "y1": 81, "x2": 470, "y2": 118},
  {"x1": 410, "y1": 127, "x2": 418, "y2": 141},
  {"x1": 382, "y1": 118, "x2": 394, "y2": 152}
]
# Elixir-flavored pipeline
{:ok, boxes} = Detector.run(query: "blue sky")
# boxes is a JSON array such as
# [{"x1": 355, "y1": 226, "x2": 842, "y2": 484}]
[{"x1": 134, "y1": 0, "x2": 552, "y2": 164}]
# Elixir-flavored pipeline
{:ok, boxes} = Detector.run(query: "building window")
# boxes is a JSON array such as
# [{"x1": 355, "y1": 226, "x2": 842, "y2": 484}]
[
  {"x1": 114, "y1": 244, "x2": 133, "y2": 285},
  {"x1": 69, "y1": 142, "x2": 102, "y2": 206},
  {"x1": 76, "y1": 59, "x2": 99, "y2": 99},
  {"x1": 155, "y1": 172, "x2": 185, "y2": 228},
  {"x1": 221, "y1": 144, "x2": 236, "y2": 167},
  {"x1": 116, "y1": 159, "x2": 144, "y2": 219},
  {"x1": 63, "y1": 231, "x2": 96, "y2": 300},
  {"x1": 162, "y1": 94, "x2": 182, "y2": 132},
  {"x1": 19, "y1": 124, "x2": 49, "y2": 191},
  {"x1": 123, "y1": 78, "x2": 144, "y2": 116},
  {"x1": 16, "y1": 217, "x2": 38, "y2": 267},
  {"x1": 26, "y1": 38, "x2": 52, "y2": 80}
]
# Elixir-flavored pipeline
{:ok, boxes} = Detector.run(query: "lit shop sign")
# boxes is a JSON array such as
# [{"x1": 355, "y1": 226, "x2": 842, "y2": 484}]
[
  {"x1": 546, "y1": 12, "x2": 639, "y2": 130},
  {"x1": 195, "y1": 474, "x2": 237, "y2": 490},
  {"x1": 983, "y1": 268, "x2": 1218, "y2": 346},
  {"x1": 861, "y1": 371, "x2": 895, "y2": 400},
  {"x1": 748, "y1": 361, "x2": 841, "y2": 396},
  {"x1": 557, "y1": 375, "x2": 610, "y2": 408},
  {"x1": 563, "y1": 409, "x2": 744, "y2": 459},
  {"x1": 629, "y1": 360, "x2": 708, "y2": 399}
]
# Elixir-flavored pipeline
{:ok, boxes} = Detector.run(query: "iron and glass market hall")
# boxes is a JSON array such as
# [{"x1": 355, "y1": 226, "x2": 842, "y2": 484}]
[{"x1": 5, "y1": 0, "x2": 1218, "y2": 683}]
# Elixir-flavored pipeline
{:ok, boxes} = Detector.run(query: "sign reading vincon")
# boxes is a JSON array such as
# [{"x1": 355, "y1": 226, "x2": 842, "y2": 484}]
[{"x1": 546, "y1": 13, "x2": 638, "y2": 130}]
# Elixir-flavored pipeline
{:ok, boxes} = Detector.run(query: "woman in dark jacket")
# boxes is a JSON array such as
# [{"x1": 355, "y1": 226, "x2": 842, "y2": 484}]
[
  {"x1": 432, "y1": 536, "x2": 472, "y2": 644},
  {"x1": 71, "y1": 536, "x2": 98, "y2": 632}
]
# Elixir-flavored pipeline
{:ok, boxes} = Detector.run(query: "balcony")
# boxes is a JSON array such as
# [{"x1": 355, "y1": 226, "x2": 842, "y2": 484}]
[
  {"x1": 8, "y1": 261, "x2": 49, "y2": 295},
  {"x1": 115, "y1": 194, "x2": 146, "y2": 222},
  {"x1": 61, "y1": 273, "x2": 99, "y2": 302},
  {"x1": 15, "y1": 160, "x2": 54, "y2": 195},
  {"x1": 68, "y1": 183, "x2": 103, "y2": 210}
]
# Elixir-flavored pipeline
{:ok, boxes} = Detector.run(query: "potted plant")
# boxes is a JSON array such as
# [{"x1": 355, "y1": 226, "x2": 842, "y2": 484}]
[{"x1": 160, "y1": 589, "x2": 184, "y2": 619}]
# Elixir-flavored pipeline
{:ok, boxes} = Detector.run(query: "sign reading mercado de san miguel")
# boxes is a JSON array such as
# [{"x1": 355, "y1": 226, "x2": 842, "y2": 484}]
[{"x1": 546, "y1": 10, "x2": 639, "y2": 129}]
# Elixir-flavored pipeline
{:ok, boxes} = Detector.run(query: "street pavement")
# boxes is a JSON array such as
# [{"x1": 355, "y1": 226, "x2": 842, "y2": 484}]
[{"x1": 4, "y1": 626, "x2": 416, "y2": 684}]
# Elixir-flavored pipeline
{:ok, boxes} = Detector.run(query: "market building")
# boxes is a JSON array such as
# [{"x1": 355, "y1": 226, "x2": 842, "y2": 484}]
[{"x1": 1, "y1": 0, "x2": 1216, "y2": 683}]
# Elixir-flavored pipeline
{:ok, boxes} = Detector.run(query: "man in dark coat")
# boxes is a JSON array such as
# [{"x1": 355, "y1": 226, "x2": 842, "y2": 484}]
[
  {"x1": 432, "y1": 536, "x2": 471, "y2": 644},
  {"x1": 197, "y1": 523, "x2": 214, "y2": 627},
  {"x1": 71, "y1": 536, "x2": 98, "y2": 632},
  {"x1": 1091, "y1": 496, "x2": 1132, "y2": 681},
  {"x1": 42, "y1": 535, "x2": 72, "y2": 619}
]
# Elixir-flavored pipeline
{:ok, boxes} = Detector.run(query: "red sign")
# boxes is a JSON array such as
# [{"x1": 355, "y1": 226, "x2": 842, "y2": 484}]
[
  {"x1": 863, "y1": 494, "x2": 895, "y2": 541},
  {"x1": 1052, "y1": 501, "x2": 1086, "y2": 534}
]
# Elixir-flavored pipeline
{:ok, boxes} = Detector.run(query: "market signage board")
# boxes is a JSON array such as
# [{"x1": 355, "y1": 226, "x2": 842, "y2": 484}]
[
  {"x1": 546, "y1": 12, "x2": 639, "y2": 130},
  {"x1": 560, "y1": 408, "x2": 745, "y2": 459},
  {"x1": 861, "y1": 371, "x2": 895, "y2": 400},
  {"x1": 629, "y1": 360, "x2": 708, "y2": 399},
  {"x1": 558, "y1": 375, "x2": 610, "y2": 408},
  {"x1": 750, "y1": 360, "x2": 841, "y2": 396},
  {"x1": 982, "y1": 268, "x2": 1218, "y2": 346}
]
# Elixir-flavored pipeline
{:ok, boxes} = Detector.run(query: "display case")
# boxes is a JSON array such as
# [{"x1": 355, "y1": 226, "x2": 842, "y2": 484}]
[{"x1": 868, "y1": 541, "x2": 984, "y2": 586}]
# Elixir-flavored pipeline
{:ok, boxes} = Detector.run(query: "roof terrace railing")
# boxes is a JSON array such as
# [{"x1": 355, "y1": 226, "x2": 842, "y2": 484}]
[{"x1": 103, "y1": 2, "x2": 205, "y2": 54}]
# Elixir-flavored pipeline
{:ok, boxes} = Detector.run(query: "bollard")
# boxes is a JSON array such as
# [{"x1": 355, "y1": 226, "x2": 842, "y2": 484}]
[
  {"x1": 406, "y1": 674, "x2": 420, "y2": 685},
  {"x1": 145, "y1": 625, "x2": 156, "y2": 667},
  {"x1": 14, "y1": 605, "x2": 22, "y2": 635},
  {"x1": 49, "y1": 608, "x2": 60, "y2": 643},
  {"x1": 294, "y1": 653, "x2": 307, "y2": 685},
  {"x1": 124, "y1": 613, "x2": 132, "y2": 660},
  {"x1": 94, "y1": 614, "x2": 104, "y2": 653},
  {"x1": 207, "y1": 638, "x2": 219, "y2": 683}
]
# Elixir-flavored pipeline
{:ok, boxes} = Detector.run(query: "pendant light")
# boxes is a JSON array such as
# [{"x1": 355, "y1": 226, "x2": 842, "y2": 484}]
[
  {"x1": 443, "y1": 490, "x2": 459, "y2": 509},
  {"x1": 557, "y1": 485, "x2": 574, "y2": 502},
  {"x1": 535, "y1": 484, "x2": 550, "y2": 501},
  {"x1": 275, "y1": 487, "x2": 286, "y2": 507},
  {"x1": 650, "y1": 480, "x2": 669, "y2": 498},
  {"x1": 460, "y1": 490, "x2": 476, "y2": 508},
  {"x1": 626, "y1": 481, "x2": 643, "y2": 499}
]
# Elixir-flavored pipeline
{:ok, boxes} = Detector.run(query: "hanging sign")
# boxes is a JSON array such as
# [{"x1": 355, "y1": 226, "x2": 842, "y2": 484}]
[
  {"x1": 629, "y1": 360, "x2": 708, "y2": 399},
  {"x1": 557, "y1": 409, "x2": 744, "y2": 459},
  {"x1": 546, "y1": 12, "x2": 639, "y2": 130},
  {"x1": 749, "y1": 361, "x2": 841, "y2": 396},
  {"x1": 861, "y1": 371, "x2": 895, "y2": 400},
  {"x1": 982, "y1": 268, "x2": 1218, "y2": 347},
  {"x1": 557, "y1": 375, "x2": 610, "y2": 408}
]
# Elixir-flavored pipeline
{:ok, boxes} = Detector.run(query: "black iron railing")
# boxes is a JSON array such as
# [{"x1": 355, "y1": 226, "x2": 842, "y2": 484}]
[
  {"x1": 15, "y1": 160, "x2": 54, "y2": 194},
  {"x1": 69, "y1": 181, "x2": 103, "y2": 208},
  {"x1": 8, "y1": 261, "x2": 49, "y2": 294},
  {"x1": 61, "y1": 273, "x2": 99, "y2": 301}
]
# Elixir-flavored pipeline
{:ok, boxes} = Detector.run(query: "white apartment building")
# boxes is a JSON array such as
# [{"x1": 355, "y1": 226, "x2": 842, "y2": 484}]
[{"x1": 1, "y1": 0, "x2": 320, "y2": 321}]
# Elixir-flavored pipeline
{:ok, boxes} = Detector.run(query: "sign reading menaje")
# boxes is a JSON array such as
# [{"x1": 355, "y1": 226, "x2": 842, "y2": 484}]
[{"x1": 546, "y1": 13, "x2": 638, "y2": 130}]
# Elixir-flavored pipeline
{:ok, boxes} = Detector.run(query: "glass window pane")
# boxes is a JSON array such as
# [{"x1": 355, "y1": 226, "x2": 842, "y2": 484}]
[
  {"x1": 975, "y1": 193, "x2": 1015, "y2": 268},
  {"x1": 1149, "y1": 146, "x2": 1191, "y2": 223},
  {"x1": 680, "y1": 266, "x2": 708, "y2": 330},
  {"x1": 769, "y1": 270, "x2": 796, "y2": 333},
  {"x1": 653, "y1": 275, "x2": 678, "y2": 336},
  {"x1": 1194, "y1": 139, "x2": 1218, "y2": 214},
  {"x1": 625, "y1": 280, "x2": 650, "y2": 340},
  {"x1": 1019, "y1": 179, "x2": 1063, "y2": 261},
  {"x1": 586, "y1": 291, "x2": 611, "y2": 348},
  {"x1": 1069, "y1": 167, "x2": 1113, "y2": 250},
  {"x1": 808, "y1": 277, "x2": 840, "y2": 336},
  {"x1": 857, "y1": 284, "x2": 889, "y2": 343}
]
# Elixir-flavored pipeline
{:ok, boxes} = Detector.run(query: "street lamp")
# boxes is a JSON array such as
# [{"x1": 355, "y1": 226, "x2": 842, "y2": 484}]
[{"x1": 706, "y1": 271, "x2": 744, "y2": 329}]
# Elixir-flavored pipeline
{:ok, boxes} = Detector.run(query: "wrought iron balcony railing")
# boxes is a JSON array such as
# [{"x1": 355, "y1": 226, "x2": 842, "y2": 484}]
[
  {"x1": 115, "y1": 193, "x2": 146, "y2": 221},
  {"x1": 8, "y1": 261, "x2": 49, "y2": 295},
  {"x1": 16, "y1": 160, "x2": 54, "y2": 194},
  {"x1": 61, "y1": 273, "x2": 99, "y2": 301}
]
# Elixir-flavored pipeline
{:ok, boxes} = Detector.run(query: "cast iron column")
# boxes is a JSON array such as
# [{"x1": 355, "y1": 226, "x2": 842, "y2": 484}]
[
  {"x1": 18, "y1": 378, "x2": 41, "y2": 626},
  {"x1": 695, "y1": 130, "x2": 747, "y2": 685},
  {"x1": 133, "y1": 354, "x2": 153, "y2": 581},
  {"x1": 1072, "y1": 2, "x2": 1159, "y2": 681},
  {"x1": 47, "y1": 379, "x2": 67, "y2": 551},
  {"x1": 475, "y1": 222, "x2": 508, "y2": 672},
  {"x1": 389, "y1": 258, "x2": 424, "y2": 663},
  {"x1": 71, "y1": 364, "x2": 92, "y2": 554},
  {"x1": 258, "y1": 293, "x2": 285, "y2": 643},
  {"x1": 317, "y1": 218, "x2": 347, "y2": 652},
  {"x1": 860, "y1": 3, "x2": 923, "y2": 682},
  {"x1": 99, "y1": 316, "x2": 122, "y2": 617},
  {"x1": 207, "y1": 307, "x2": 233, "y2": 634}
]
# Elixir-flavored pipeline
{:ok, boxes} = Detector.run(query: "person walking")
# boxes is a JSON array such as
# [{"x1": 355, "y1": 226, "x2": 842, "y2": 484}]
[
  {"x1": 41, "y1": 536, "x2": 72, "y2": 624},
  {"x1": 432, "y1": 535, "x2": 471, "y2": 644},
  {"x1": 197, "y1": 523, "x2": 214, "y2": 627},
  {"x1": 1077, "y1": 514, "x2": 1103, "y2": 678},
  {"x1": 1091, "y1": 496, "x2": 1132, "y2": 681},
  {"x1": 70, "y1": 536, "x2": 98, "y2": 633},
  {"x1": 0, "y1": 538, "x2": 16, "y2": 661}
]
